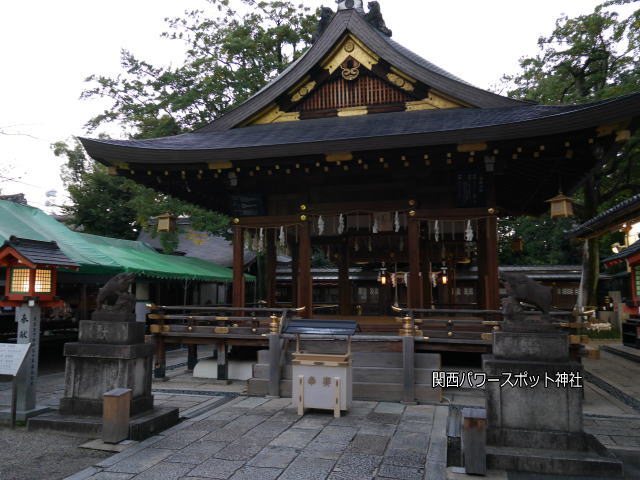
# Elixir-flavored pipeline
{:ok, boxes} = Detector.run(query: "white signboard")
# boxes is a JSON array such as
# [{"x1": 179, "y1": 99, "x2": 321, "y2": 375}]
[{"x1": 0, "y1": 343, "x2": 31, "y2": 377}]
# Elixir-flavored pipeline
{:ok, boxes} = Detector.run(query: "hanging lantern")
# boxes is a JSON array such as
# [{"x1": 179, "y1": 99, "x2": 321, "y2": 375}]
[
  {"x1": 0, "y1": 237, "x2": 78, "y2": 307},
  {"x1": 157, "y1": 212, "x2": 177, "y2": 232},
  {"x1": 511, "y1": 237, "x2": 524, "y2": 252},
  {"x1": 378, "y1": 262, "x2": 388, "y2": 286},
  {"x1": 441, "y1": 265, "x2": 448, "y2": 285},
  {"x1": 546, "y1": 192, "x2": 574, "y2": 218}
]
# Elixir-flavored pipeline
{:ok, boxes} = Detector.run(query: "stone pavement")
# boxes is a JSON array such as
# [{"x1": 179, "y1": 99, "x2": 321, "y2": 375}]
[
  {"x1": 67, "y1": 399, "x2": 448, "y2": 480},
  {"x1": 3, "y1": 343, "x2": 640, "y2": 480}
]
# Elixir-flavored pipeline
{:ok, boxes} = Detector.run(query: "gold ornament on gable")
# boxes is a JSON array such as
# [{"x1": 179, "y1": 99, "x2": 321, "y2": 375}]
[{"x1": 341, "y1": 58, "x2": 361, "y2": 81}]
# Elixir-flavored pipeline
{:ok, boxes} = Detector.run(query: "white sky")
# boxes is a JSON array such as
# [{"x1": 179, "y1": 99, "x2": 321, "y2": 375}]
[{"x1": 0, "y1": 0, "x2": 620, "y2": 212}]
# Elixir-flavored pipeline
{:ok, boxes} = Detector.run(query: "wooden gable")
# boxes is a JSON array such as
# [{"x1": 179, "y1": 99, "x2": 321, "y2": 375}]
[{"x1": 245, "y1": 34, "x2": 468, "y2": 126}]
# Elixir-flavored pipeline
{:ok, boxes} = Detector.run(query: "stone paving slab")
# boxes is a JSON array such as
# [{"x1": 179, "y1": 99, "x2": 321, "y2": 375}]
[
  {"x1": 279, "y1": 456, "x2": 336, "y2": 480},
  {"x1": 270, "y1": 427, "x2": 321, "y2": 448},
  {"x1": 246, "y1": 445, "x2": 299, "y2": 468},
  {"x1": 76, "y1": 395, "x2": 443, "y2": 480}
]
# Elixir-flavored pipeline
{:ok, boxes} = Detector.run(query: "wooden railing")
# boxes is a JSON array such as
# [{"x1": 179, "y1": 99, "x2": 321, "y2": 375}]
[{"x1": 391, "y1": 306, "x2": 575, "y2": 342}]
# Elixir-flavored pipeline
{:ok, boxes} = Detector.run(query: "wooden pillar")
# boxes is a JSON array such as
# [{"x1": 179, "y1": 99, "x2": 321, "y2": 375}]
[
  {"x1": 232, "y1": 226, "x2": 245, "y2": 308},
  {"x1": 407, "y1": 219, "x2": 423, "y2": 309},
  {"x1": 291, "y1": 244, "x2": 299, "y2": 309},
  {"x1": 402, "y1": 336, "x2": 416, "y2": 404},
  {"x1": 217, "y1": 342, "x2": 228, "y2": 381},
  {"x1": 297, "y1": 221, "x2": 313, "y2": 317},
  {"x1": 266, "y1": 229, "x2": 277, "y2": 307},
  {"x1": 478, "y1": 216, "x2": 500, "y2": 310},
  {"x1": 153, "y1": 336, "x2": 166, "y2": 379},
  {"x1": 187, "y1": 344, "x2": 198, "y2": 371},
  {"x1": 338, "y1": 240, "x2": 351, "y2": 316}
]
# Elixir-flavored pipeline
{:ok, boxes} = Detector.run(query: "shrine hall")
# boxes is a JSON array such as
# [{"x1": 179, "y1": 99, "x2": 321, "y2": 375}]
[{"x1": 80, "y1": 3, "x2": 640, "y2": 322}]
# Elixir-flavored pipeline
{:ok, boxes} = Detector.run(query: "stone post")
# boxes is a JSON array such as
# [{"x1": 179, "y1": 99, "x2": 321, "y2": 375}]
[{"x1": 14, "y1": 305, "x2": 49, "y2": 420}]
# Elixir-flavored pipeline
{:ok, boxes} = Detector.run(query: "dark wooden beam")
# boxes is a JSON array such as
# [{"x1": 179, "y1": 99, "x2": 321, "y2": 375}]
[
  {"x1": 266, "y1": 229, "x2": 277, "y2": 307},
  {"x1": 338, "y1": 240, "x2": 352, "y2": 316},
  {"x1": 407, "y1": 219, "x2": 423, "y2": 308},
  {"x1": 297, "y1": 221, "x2": 313, "y2": 317},
  {"x1": 235, "y1": 215, "x2": 300, "y2": 227},
  {"x1": 232, "y1": 226, "x2": 245, "y2": 308}
]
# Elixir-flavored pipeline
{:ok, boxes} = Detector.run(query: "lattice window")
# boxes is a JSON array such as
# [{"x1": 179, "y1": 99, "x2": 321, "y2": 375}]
[
  {"x1": 10, "y1": 267, "x2": 30, "y2": 293},
  {"x1": 297, "y1": 74, "x2": 413, "y2": 112},
  {"x1": 34, "y1": 269, "x2": 52, "y2": 293},
  {"x1": 557, "y1": 287, "x2": 578, "y2": 296}
]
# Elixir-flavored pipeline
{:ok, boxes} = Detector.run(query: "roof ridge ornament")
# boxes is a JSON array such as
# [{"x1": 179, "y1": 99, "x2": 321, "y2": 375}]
[
  {"x1": 336, "y1": 0, "x2": 364, "y2": 13},
  {"x1": 364, "y1": 1, "x2": 392, "y2": 37},
  {"x1": 314, "y1": 1, "x2": 391, "y2": 42}
]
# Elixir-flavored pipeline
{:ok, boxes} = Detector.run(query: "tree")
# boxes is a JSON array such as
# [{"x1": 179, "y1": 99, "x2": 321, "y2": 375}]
[
  {"x1": 500, "y1": 0, "x2": 640, "y2": 306},
  {"x1": 82, "y1": 0, "x2": 317, "y2": 137},
  {"x1": 53, "y1": 138, "x2": 229, "y2": 251},
  {"x1": 57, "y1": 0, "x2": 318, "y2": 250},
  {"x1": 498, "y1": 215, "x2": 581, "y2": 266}
]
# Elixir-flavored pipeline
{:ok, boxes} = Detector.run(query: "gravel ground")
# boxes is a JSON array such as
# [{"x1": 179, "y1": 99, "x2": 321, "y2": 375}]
[{"x1": 0, "y1": 426, "x2": 110, "y2": 480}]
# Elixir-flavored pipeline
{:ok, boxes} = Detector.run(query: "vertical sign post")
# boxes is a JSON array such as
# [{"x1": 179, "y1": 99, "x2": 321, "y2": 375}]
[{"x1": 14, "y1": 305, "x2": 44, "y2": 417}]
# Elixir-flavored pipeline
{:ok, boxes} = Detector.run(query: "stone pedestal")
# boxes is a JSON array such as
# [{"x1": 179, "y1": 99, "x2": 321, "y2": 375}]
[
  {"x1": 29, "y1": 311, "x2": 178, "y2": 439},
  {"x1": 484, "y1": 327, "x2": 622, "y2": 476},
  {"x1": 60, "y1": 315, "x2": 153, "y2": 415}
]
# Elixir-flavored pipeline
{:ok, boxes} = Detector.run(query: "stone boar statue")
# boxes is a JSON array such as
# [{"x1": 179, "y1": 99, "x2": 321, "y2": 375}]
[
  {"x1": 96, "y1": 272, "x2": 137, "y2": 313},
  {"x1": 500, "y1": 272, "x2": 552, "y2": 315}
]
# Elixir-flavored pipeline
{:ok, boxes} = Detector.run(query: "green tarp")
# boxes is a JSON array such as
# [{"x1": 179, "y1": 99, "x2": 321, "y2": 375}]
[{"x1": 0, "y1": 200, "x2": 252, "y2": 282}]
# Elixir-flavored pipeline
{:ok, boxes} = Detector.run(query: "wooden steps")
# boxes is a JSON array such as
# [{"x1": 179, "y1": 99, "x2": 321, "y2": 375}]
[{"x1": 249, "y1": 349, "x2": 442, "y2": 403}]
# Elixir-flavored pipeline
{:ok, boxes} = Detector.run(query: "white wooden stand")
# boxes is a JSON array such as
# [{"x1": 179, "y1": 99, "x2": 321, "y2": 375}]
[{"x1": 291, "y1": 336, "x2": 352, "y2": 417}]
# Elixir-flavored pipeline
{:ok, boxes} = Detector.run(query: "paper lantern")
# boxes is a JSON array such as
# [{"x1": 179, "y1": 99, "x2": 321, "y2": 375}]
[{"x1": 546, "y1": 192, "x2": 574, "y2": 218}]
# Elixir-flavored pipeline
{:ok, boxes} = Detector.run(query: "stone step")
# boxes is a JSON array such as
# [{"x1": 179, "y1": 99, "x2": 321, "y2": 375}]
[
  {"x1": 28, "y1": 407, "x2": 179, "y2": 441},
  {"x1": 486, "y1": 445, "x2": 623, "y2": 477},
  {"x1": 247, "y1": 378, "x2": 441, "y2": 403},
  {"x1": 353, "y1": 366, "x2": 435, "y2": 384},
  {"x1": 257, "y1": 349, "x2": 270, "y2": 364},
  {"x1": 254, "y1": 363, "x2": 437, "y2": 385}
]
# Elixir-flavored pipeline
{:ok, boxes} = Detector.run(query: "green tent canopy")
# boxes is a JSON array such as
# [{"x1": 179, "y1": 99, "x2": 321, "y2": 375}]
[{"x1": 0, "y1": 200, "x2": 253, "y2": 282}]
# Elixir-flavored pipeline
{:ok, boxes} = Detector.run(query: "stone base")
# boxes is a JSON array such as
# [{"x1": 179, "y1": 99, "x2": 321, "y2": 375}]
[
  {"x1": 28, "y1": 407, "x2": 179, "y2": 441},
  {"x1": 492, "y1": 331, "x2": 569, "y2": 362},
  {"x1": 91, "y1": 311, "x2": 136, "y2": 323},
  {"x1": 483, "y1": 330, "x2": 623, "y2": 477},
  {"x1": 0, "y1": 405, "x2": 50, "y2": 423},
  {"x1": 487, "y1": 432, "x2": 623, "y2": 477},
  {"x1": 484, "y1": 355, "x2": 583, "y2": 433},
  {"x1": 61, "y1": 341, "x2": 154, "y2": 416},
  {"x1": 59, "y1": 393, "x2": 154, "y2": 416},
  {"x1": 79, "y1": 320, "x2": 145, "y2": 344}
]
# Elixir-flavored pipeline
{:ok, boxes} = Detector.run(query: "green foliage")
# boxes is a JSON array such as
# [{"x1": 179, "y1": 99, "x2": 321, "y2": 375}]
[
  {"x1": 498, "y1": 215, "x2": 582, "y2": 265},
  {"x1": 585, "y1": 327, "x2": 621, "y2": 339},
  {"x1": 56, "y1": 1, "x2": 317, "y2": 249},
  {"x1": 496, "y1": 1, "x2": 640, "y2": 293},
  {"x1": 54, "y1": 138, "x2": 229, "y2": 246},
  {"x1": 502, "y1": 2, "x2": 640, "y2": 103},
  {"x1": 81, "y1": 0, "x2": 317, "y2": 136}
]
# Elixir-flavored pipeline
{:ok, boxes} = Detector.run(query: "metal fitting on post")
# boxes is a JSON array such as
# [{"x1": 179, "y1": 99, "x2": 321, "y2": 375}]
[
  {"x1": 270, "y1": 314, "x2": 280, "y2": 334},
  {"x1": 398, "y1": 315, "x2": 413, "y2": 336}
]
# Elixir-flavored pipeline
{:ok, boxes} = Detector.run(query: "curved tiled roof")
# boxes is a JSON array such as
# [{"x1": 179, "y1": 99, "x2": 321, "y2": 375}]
[
  {"x1": 603, "y1": 239, "x2": 640, "y2": 266},
  {"x1": 198, "y1": 9, "x2": 527, "y2": 132},
  {"x1": 570, "y1": 193, "x2": 640, "y2": 239},
  {"x1": 81, "y1": 93, "x2": 640, "y2": 164}
]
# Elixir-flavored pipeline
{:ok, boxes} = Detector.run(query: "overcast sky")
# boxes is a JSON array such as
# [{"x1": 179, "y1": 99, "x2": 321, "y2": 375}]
[{"x1": 0, "y1": 0, "x2": 619, "y2": 212}]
